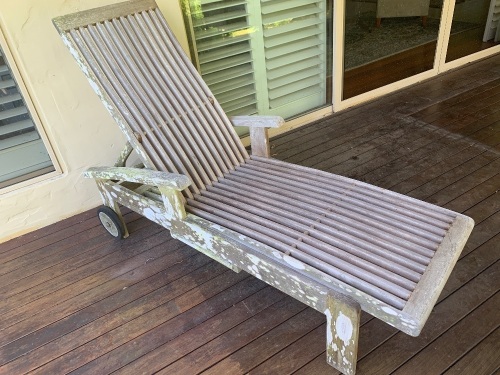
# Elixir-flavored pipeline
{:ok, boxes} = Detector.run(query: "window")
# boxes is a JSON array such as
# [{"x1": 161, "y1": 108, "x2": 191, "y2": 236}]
[
  {"x1": 182, "y1": 0, "x2": 332, "y2": 126},
  {"x1": 0, "y1": 43, "x2": 55, "y2": 189}
]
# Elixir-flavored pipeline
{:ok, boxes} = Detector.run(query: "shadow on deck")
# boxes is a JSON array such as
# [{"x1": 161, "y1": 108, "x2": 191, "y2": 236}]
[{"x1": 1, "y1": 54, "x2": 499, "y2": 375}]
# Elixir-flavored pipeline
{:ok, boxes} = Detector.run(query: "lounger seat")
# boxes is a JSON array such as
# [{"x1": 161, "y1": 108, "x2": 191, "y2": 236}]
[{"x1": 188, "y1": 155, "x2": 457, "y2": 311}]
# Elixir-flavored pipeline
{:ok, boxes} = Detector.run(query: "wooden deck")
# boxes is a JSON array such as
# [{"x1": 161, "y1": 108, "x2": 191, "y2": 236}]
[{"x1": 1, "y1": 54, "x2": 499, "y2": 375}]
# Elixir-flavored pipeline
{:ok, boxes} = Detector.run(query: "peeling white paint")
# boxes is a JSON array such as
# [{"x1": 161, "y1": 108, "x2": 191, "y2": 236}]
[
  {"x1": 336, "y1": 313, "x2": 354, "y2": 345},
  {"x1": 381, "y1": 306, "x2": 398, "y2": 316},
  {"x1": 247, "y1": 254, "x2": 261, "y2": 265},
  {"x1": 325, "y1": 309, "x2": 333, "y2": 344},
  {"x1": 283, "y1": 255, "x2": 305, "y2": 269}
]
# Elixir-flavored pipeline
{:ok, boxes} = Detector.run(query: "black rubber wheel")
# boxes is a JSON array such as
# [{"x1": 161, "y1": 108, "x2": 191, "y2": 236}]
[{"x1": 97, "y1": 206, "x2": 125, "y2": 239}]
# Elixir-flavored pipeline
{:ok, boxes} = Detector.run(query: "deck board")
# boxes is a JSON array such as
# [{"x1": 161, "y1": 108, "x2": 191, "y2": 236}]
[{"x1": 1, "y1": 54, "x2": 499, "y2": 374}]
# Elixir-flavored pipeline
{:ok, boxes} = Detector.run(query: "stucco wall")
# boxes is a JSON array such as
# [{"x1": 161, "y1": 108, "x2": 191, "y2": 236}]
[{"x1": 0, "y1": 0, "x2": 189, "y2": 243}]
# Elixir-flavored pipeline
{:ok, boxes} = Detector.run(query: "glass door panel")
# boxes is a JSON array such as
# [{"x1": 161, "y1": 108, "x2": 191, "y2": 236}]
[
  {"x1": 446, "y1": 0, "x2": 500, "y2": 62},
  {"x1": 182, "y1": 0, "x2": 332, "y2": 133},
  {"x1": 343, "y1": 1, "x2": 444, "y2": 99}
]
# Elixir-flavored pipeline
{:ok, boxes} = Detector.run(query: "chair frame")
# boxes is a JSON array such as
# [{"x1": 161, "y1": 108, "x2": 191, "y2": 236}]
[{"x1": 53, "y1": 2, "x2": 474, "y2": 373}]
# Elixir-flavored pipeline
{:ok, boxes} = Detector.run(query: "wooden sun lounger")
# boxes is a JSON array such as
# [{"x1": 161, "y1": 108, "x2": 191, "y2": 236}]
[{"x1": 53, "y1": 2, "x2": 474, "y2": 373}]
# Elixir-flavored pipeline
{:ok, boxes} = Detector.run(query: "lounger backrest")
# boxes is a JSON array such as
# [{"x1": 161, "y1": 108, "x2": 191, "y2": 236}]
[{"x1": 53, "y1": 0, "x2": 249, "y2": 198}]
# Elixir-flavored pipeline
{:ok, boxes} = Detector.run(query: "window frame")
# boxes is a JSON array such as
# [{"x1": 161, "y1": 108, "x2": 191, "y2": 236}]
[{"x1": 0, "y1": 24, "x2": 62, "y2": 195}]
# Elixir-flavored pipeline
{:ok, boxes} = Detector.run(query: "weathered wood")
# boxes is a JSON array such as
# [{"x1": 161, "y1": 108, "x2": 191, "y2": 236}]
[
  {"x1": 114, "y1": 286, "x2": 287, "y2": 374},
  {"x1": 392, "y1": 292, "x2": 499, "y2": 375},
  {"x1": 325, "y1": 293, "x2": 361, "y2": 375},
  {"x1": 51, "y1": 3, "x2": 483, "y2": 373},
  {"x1": 202, "y1": 307, "x2": 324, "y2": 375},
  {"x1": 443, "y1": 328, "x2": 500, "y2": 375},
  {"x1": 402, "y1": 215, "x2": 474, "y2": 334},
  {"x1": 2, "y1": 52, "x2": 500, "y2": 375},
  {"x1": 114, "y1": 142, "x2": 134, "y2": 167},
  {"x1": 230, "y1": 115, "x2": 285, "y2": 128},
  {"x1": 85, "y1": 167, "x2": 191, "y2": 190},
  {"x1": 157, "y1": 297, "x2": 307, "y2": 374},
  {"x1": 246, "y1": 127, "x2": 268, "y2": 158},
  {"x1": 52, "y1": 0, "x2": 156, "y2": 32},
  {"x1": 230, "y1": 115, "x2": 285, "y2": 158},
  {"x1": 48, "y1": 273, "x2": 259, "y2": 375},
  {"x1": 355, "y1": 263, "x2": 499, "y2": 375}
]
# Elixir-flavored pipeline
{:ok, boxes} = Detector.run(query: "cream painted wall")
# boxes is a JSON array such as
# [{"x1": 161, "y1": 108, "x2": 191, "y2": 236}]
[{"x1": 0, "y1": 0, "x2": 189, "y2": 243}]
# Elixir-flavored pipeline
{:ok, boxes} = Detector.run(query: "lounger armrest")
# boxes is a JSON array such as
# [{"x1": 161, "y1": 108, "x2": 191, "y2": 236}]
[
  {"x1": 84, "y1": 167, "x2": 191, "y2": 191},
  {"x1": 230, "y1": 116, "x2": 284, "y2": 158},
  {"x1": 230, "y1": 115, "x2": 285, "y2": 128}
]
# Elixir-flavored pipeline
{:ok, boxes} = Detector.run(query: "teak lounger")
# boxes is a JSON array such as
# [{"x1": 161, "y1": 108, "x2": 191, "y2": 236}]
[{"x1": 53, "y1": 2, "x2": 474, "y2": 374}]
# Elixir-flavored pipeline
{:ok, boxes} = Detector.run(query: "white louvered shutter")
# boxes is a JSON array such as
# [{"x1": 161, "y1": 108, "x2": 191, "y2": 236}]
[
  {"x1": 187, "y1": 0, "x2": 258, "y2": 117},
  {"x1": 185, "y1": 0, "x2": 328, "y2": 121},
  {"x1": 258, "y1": 0, "x2": 327, "y2": 117},
  {"x1": 0, "y1": 47, "x2": 53, "y2": 187}
]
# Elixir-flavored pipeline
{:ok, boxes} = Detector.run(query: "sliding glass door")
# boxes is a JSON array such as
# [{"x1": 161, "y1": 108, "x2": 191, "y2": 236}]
[
  {"x1": 182, "y1": 0, "x2": 332, "y2": 129},
  {"x1": 342, "y1": 1, "x2": 444, "y2": 99},
  {"x1": 446, "y1": 0, "x2": 500, "y2": 62},
  {"x1": 180, "y1": 0, "x2": 499, "y2": 126}
]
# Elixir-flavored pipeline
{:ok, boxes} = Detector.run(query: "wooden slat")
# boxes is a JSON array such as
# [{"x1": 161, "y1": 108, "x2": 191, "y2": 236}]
[
  {"x1": 36, "y1": 272, "x2": 258, "y2": 375},
  {"x1": 443, "y1": 328, "x2": 500, "y2": 375},
  {"x1": 392, "y1": 292, "x2": 499, "y2": 375},
  {"x1": 355, "y1": 262, "x2": 499, "y2": 374}
]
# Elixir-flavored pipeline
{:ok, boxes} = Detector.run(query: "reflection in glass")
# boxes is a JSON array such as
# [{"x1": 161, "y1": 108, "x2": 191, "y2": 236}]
[
  {"x1": 446, "y1": 0, "x2": 500, "y2": 62},
  {"x1": 182, "y1": 0, "x2": 332, "y2": 128},
  {"x1": 343, "y1": 0, "x2": 443, "y2": 99}
]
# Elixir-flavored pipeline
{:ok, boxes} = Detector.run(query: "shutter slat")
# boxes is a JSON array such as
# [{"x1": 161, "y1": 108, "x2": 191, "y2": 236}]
[
  {"x1": 269, "y1": 75, "x2": 322, "y2": 100},
  {"x1": 265, "y1": 36, "x2": 322, "y2": 59},
  {"x1": 211, "y1": 74, "x2": 255, "y2": 95},
  {"x1": 270, "y1": 85, "x2": 322, "y2": 109},
  {"x1": 204, "y1": 64, "x2": 254, "y2": 85},
  {"x1": 267, "y1": 56, "x2": 322, "y2": 80},
  {"x1": 0, "y1": 79, "x2": 16, "y2": 90},
  {"x1": 201, "y1": 54, "x2": 253, "y2": 75},
  {"x1": 0, "y1": 93, "x2": 22, "y2": 105},
  {"x1": 266, "y1": 46, "x2": 322, "y2": 70},
  {"x1": 268, "y1": 66, "x2": 322, "y2": 90},
  {"x1": 224, "y1": 95, "x2": 257, "y2": 113},
  {"x1": 264, "y1": 16, "x2": 321, "y2": 38},
  {"x1": 265, "y1": 26, "x2": 321, "y2": 48},
  {"x1": 193, "y1": 0, "x2": 247, "y2": 14},
  {"x1": 261, "y1": 0, "x2": 319, "y2": 14},
  {"x1": 0, "y1": 129, "x2": 39, "y2": 151},
  {"x1": 262, "y1": 5, "x2": 321, "y2": 24},
  {"x1": 217, "y1": 86, "x2": 256, "y2": 104},
  {"x1": 193, "y1": 10, "x2": 248, "y2": 27},
  {"x1": 226, "y1": 104, "x2": 257, "y2": 117},
  {"x1": 197, "y1": 33, "x2": 251, "y2": 52},
  {"x1": 0, "y1": 119, "x2": 34, "y2": 137},
  {"x1": 195, "y1": 21, "x2": 248, "y2": 40},
  {"x1": 199, "y1": 43, "x2": 252, "y2": 65},
  {"x1": 0, "y1": 106, "x2": 28, "y2": 121},
  {"x1": 0, "y1": 139, "x2": 52, "y2": 179},
  {"x1": 0, "y1": 65, "x2": 9, "y2": 75}
]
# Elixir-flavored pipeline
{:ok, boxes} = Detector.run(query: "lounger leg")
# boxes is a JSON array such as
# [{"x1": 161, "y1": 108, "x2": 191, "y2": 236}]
[
  {"x1": 95, "y1": 180, "x2": 129, "y2": 238},
  {"x1": 249, "y1": 127, "x2": 271, "y2": 157},
  {"x1": 422, "y1": 16, "x2": 427, "y2": 28},
  {"x1": 325, "y1": 292, "x2": 361, "y2": 375}
]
